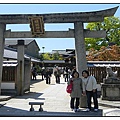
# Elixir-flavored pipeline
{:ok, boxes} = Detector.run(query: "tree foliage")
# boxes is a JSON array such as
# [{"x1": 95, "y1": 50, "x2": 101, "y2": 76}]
[
  {"x1": 85, "y1": 16, "x2": 120, "y2": 50},
  {"x1": 43, "y1": 53, "x2": 52, "y2": 60},
  {"x1": 52, "y1": 52, "x2": 60, "y2": 60},
  {"x1": 39, "y1": 52, "x2": 63, "y2": 60},
  {"x1": 86, "y1": 45, "x2": 120, "y2": 61}
]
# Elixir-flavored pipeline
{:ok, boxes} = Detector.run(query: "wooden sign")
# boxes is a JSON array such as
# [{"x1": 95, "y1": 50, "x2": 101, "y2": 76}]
[{"x1": 29, "y1": 16, "x2": 45, "y2": 36}]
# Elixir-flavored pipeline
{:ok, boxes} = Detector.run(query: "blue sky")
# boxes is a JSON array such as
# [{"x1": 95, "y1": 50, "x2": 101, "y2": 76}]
[{"x1": 0, "y1": 4, "x2": 120, "y2": 52}]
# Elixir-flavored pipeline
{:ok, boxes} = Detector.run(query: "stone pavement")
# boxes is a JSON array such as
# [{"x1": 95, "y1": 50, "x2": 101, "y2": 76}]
[{"x1": 0, "y1": 75, "x2": 120, "y2": 116}]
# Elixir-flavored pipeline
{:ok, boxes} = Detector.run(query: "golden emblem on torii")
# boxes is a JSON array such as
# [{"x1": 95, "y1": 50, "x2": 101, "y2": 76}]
[{"x1": 29, "y1": 16, "x2": 45, "y2": 36}]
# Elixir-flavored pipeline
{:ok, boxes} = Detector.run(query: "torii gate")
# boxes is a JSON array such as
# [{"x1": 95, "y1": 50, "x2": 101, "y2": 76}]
[{"x1": 0, "y1": 6, "x2": 118, "y2": 94}]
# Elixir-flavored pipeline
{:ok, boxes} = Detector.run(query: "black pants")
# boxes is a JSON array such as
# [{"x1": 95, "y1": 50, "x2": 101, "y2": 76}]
[
  {"x1": 70, "y1": 97, "x2": 80, "y2": 109},
  {"x1": 65, "y1": 74, "x2": 69, "y2": 82},
  {"x1": 46, "y1": 77, "x2": 51, "y2": 84},
  {"x1": 86, "y1": 89, "x2": 98, "y2": 110},
  {"x1": 56, "y1": 75, "x2": 60, "y2": 83},
  {"x1": 41, "y1": 74, "x2": 44, "y2": 80},
  {"x1": 32, "y1": 73, "x2": 36, "y2": 80}
]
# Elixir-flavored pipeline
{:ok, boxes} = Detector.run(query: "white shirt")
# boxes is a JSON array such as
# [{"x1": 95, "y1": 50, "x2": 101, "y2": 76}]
[{"x1": 82, "y1": 76, "x2": 97, "y2": 91}]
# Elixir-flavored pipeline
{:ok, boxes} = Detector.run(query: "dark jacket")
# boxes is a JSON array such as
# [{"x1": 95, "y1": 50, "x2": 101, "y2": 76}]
[{"x1": 45, "y1": 71, "x2": 51, "y2": 78}]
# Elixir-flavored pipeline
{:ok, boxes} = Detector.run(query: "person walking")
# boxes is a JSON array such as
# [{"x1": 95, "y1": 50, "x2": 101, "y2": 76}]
[
  {"x1": 45, "y1": 68, "x2": 51, "y2": 84},
  {"x1": 41, "y1": 67, "x2": 45, "y2": 80},
  {"x1": 64, "y1": 67, "x2": 69, "y2": 82},
  {"x1": 32, "y1": 67, "x2": 37, "y2": 80},
  {"x1": 82, "y1": 70, "x2": 98, "y2": 112},
  {"x1": 53, "y1": 66, "x2": 61, "y2": 84},
  {"x1": 68, "y1": 71, "x2": 82, "y2": 112}
]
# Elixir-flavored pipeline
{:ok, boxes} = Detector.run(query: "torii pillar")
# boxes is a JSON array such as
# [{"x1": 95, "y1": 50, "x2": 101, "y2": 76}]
[
  {"x1": 0, "y1": 24, "x2": 6, "y2": 94},
  {"x1": 17, "y1": 40, "x2": 25, "y2": 95},
  {"x1": 74, "y1": 22, "x2": 87, "y2": 76}
]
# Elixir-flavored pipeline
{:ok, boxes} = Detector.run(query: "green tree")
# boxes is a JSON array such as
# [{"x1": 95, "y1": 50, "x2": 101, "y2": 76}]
[
  {"x1": 52, "y1": 52, "x2": 60, "y2": 60},
  {"x1": 85, "y1": 16, "x2": 120, "y2": 50},
  {"x1": 39, "y1": 52, "x2": 64, "y2": 60},
  {"x1": 42, "y1": 53, "x2": 52, "y2": 60},
  {"x1": 39, "y1": 54, "x2": 44, "y2": 61}
]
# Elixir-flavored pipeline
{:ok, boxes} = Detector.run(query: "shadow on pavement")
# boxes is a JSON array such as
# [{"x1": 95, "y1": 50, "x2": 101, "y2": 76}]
[
  {"x1": 0, "y1": 105, "x2": 33, "y2": 116},
  {"x1": 0, "y1": 105, "x2": 103, "y2": 116},
  {"x1": 15, "y1": 92, "x2": 45, "y2": 100},
  {"x1": 40, "y1": 109, "x2": 103, "y2": 117},
  {"x1": 49, "y1": 84, "x2": 56, "y2": 85},
  {"x1": 30, "y1": 79, "x2": 44, "y2": 84},
  {"x1": 59, "y1": 83, "x2": 66, "y2": 85}
]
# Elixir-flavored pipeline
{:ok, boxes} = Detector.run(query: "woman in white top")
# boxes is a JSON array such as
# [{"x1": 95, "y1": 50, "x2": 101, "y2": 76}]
[{"x1": 82, "y1": 70, "x2": 98, "y2": 112}]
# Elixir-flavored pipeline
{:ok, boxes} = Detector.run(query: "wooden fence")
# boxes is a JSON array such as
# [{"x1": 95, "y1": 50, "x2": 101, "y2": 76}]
[
  {"x1": 2, "y1": 66, "x2": 120, "y2": 84},
  {"x1": 88, "y1": 67, "x2": 120, "y2": 83},
  {"x1": 2, "y1": 66, "x2": 17, "y2": 82}
]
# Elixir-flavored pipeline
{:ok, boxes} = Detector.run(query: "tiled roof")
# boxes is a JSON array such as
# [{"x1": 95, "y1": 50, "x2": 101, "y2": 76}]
[
  {"x1": 43, "y1": 60, "x2": 65, "y2": 63},
  {"x1": 52, "y1": 50, "x2": 72, "y2": 55},
  {"x1": 4, "y1": 47, "x2": 41, "y2": 62},
  {"x1": 87, "y1": 61, "x2": 120, "y2": 67},
  {"x1": 5, "y1": 39, "x2": 35, "y2": 46}
]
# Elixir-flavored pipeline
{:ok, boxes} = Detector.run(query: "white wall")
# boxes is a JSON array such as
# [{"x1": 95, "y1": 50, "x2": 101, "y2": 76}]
[{"x1": 1, "y1": 82, "x2": 15, "y2": 89}]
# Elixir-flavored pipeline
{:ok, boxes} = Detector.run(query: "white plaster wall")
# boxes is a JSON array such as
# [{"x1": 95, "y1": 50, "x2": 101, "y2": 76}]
[{"x1": 1, "y1": 82, "x2": 15, "y2": 89}]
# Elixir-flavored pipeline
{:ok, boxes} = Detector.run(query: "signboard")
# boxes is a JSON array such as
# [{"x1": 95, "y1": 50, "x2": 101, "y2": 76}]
[{"x1": 29, "y1": 16, "x2": 45, "y2": 36}]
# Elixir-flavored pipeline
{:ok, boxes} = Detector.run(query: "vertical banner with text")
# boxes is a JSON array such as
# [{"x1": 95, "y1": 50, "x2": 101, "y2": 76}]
[{"x1": 29, "y1": 16, "x2": 45, "y2": 36}]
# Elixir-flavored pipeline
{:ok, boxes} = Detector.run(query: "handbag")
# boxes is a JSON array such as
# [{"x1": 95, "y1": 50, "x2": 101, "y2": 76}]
[
  {"x1": 80, "y1": 95, "x2": 87, "y2": 108},
  {"x1": 66, "y1": 81, "x2": 73, "y2": 93},
  {"x1": 80, "y1": 76, "x2": 90, "y2": 108}
]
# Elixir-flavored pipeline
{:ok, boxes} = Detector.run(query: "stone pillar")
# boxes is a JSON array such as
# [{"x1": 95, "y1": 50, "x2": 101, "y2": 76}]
[
  {"x1": 24, "y1": 59, "x2": 31, "y2": 92},
  {"x1": 74, "y1": 22, "x2": 87, "y2": 77},
  {"x1": 0, "y1": 24, "x2": 6, "y2": 95},
  {"x1": 17, "y1": 40, "x2": 24, "y2": 95}
]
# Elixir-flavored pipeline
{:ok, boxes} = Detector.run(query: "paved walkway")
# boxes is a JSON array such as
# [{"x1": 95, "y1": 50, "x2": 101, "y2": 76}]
[{"x1": 0, "y1": 75, "x2": 120, "y2": 116}]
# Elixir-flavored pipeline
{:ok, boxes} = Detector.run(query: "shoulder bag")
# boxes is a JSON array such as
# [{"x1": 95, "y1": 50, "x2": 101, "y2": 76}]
[{"x1": 66, "y1": 80, "x2": 73, "y2": 93}]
